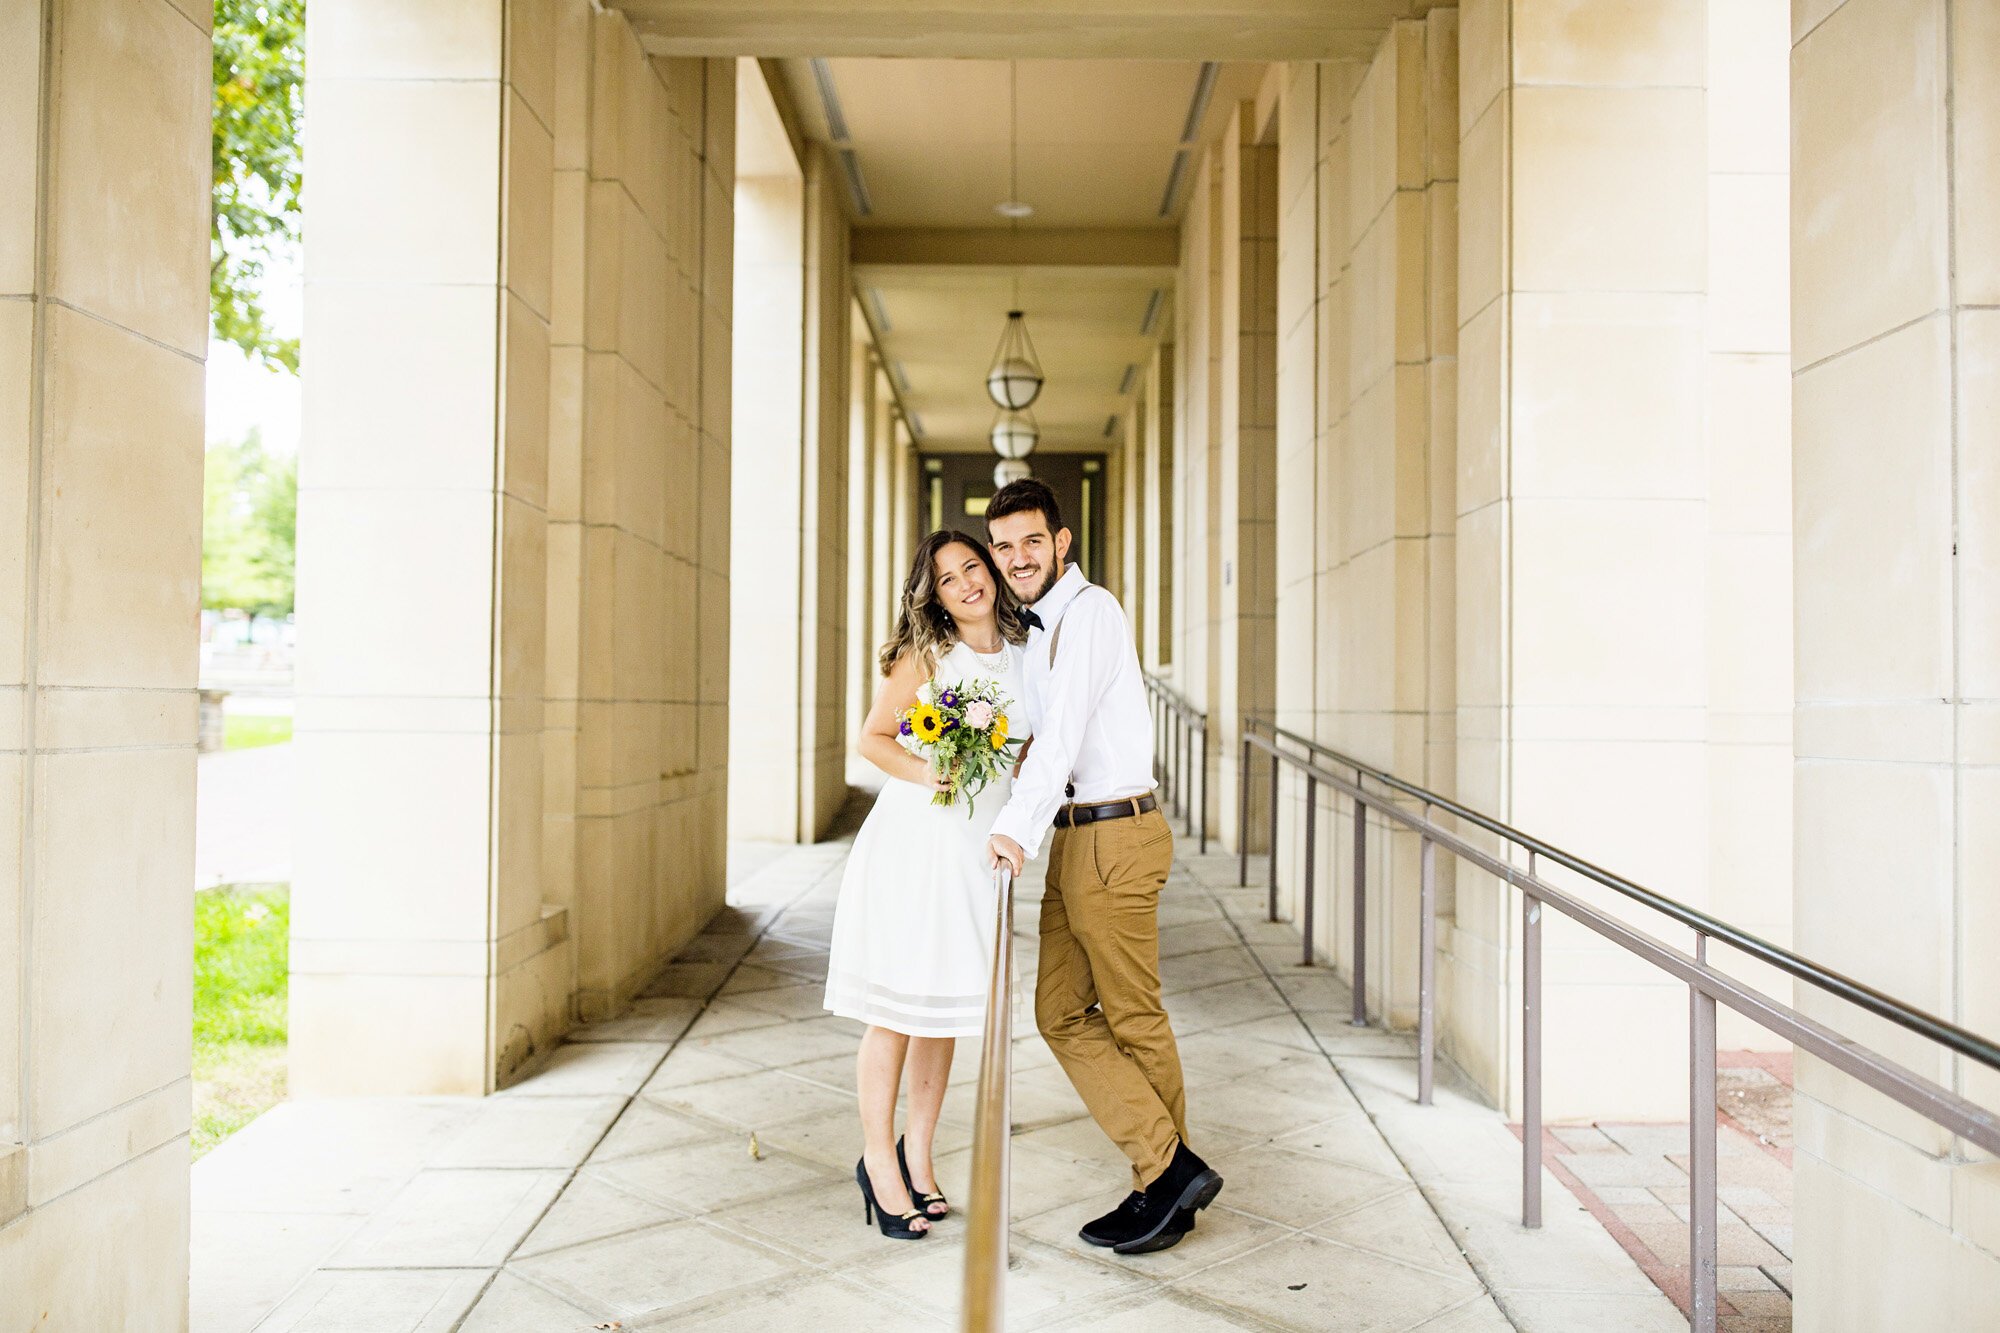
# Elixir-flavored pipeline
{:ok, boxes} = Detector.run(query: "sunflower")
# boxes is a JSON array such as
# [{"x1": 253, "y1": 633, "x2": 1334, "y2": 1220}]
[
  {"x1": 909, "y1": 704, "x2": 945, "y2": 743},
  {"x1": 989, "y1": 714, "x2": 1009, "y2": 750}
]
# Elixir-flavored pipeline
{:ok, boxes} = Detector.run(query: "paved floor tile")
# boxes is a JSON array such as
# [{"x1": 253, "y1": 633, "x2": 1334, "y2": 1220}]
[
  {"x1": 1173, "y1": 1231, "x2": 1480, "y2": 1332},
  {"x1": 428, "y1": 1095, "x2": 625, "y2": 1169},
  {"x1": 589, "y1": 1135, "x2": 840, "y2": 1215},
  {"x1": 510, "y1": 1218, "x2": 799, "y2": 1322},
  {"x1": 662, "y1": 1272, "x2": 951, "y2": 1330},
  {"x1": 512, "y1": 1173, "x2": 683, "y2": 1258},
  {"x1": 191, "y1": 1211, "x2": 361, "y2": 1333},
  {"x1": 650, "y1": 1066, "x2": 855, "y2": 1130},
  {"x1": 497, "y1": 1042, "x2": 666, "y2": 1097},
  {"x1": 198, "y1": 818, "x2": 1687, "y2": 1333},
  {"x1": 454, "y1": 1272, "x2": 600, "y2": 1333},
  {"x1": 326, "y1": 1168, "x2": 568, "y2": 1268},
  {"x1": 855, "y1": 1233, "x2": 1149, "y2": 1326},
  {"x1": 255, "y1": 1270, "x2": 489, "y2": 1333},
  {"x1": 589, "y1": 1098, "x2": 725, "y2": 1163}
]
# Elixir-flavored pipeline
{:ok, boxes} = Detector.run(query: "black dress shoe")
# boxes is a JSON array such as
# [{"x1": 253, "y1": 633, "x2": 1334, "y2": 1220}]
[
  {"x1": 1080, "y1": 1190, "x2": 1195, "y2": 1247},
  {"x1": 1110, "y1": 1143, "x2": 1223, "y2": 1256}
]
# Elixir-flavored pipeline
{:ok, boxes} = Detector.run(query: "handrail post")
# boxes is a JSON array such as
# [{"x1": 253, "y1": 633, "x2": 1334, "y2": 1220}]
[
  {"x1": 1350, "y1": 788, "x2": 1367, "y2": 1026},
  {"x1": 1267, "y1": 751, "x2": 1280, "y2": 918},
  {"x1": 960, "y1": 865, "x2": 1014, "y2": 1331},
  {"x1": 1238, "y1": 736, "x2": 1251, "y2": 889},
  {"x1": 1418, "y1": 829, "x2": 1436, "y2": 1106},
  {"x1": 1522, "y1": 863, "x2": 1543, "y2": 1229},
  {"x1": 1197, "y1": 723, "x2": 1207, "y2": 855},
  {"x1": 1690, "y1": 934, "x2": 1719, "y2": 1333},
  {"x1": 1300, "y1": 774, "x2": 1317, "y2": 967},
  {"x1": 1182, "y1": 714, "x2": 1194, "y2": 835},
  {"x1": 1151, "y1": 695, "x2": 1162, "y2": 786}
]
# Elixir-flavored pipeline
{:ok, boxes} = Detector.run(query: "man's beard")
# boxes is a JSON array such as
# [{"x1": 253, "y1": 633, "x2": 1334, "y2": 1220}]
[{"x1": 1018, "y1": 560, "x2": 1061, "y2": 605}]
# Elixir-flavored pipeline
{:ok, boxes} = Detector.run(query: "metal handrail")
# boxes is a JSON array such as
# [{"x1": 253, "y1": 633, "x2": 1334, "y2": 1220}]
[
  {"x1": 959, "y1": 865, "x2": 1014, "y2": 1331},
  {"x1": 1241, "y1": 715, "x2": 2000, "y2": 1332},
  {"x1": 1142, "y1": 673, "x2": 1208, "y2": 853},
  {"x1": 1244, "y1": 716, "x2": 2000, "y2": 1074}
]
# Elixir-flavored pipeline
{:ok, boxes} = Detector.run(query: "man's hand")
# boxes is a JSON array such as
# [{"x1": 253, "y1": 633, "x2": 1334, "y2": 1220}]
[{"x1": 987, "y1": 835, "x2": 1025, "y2": 876}]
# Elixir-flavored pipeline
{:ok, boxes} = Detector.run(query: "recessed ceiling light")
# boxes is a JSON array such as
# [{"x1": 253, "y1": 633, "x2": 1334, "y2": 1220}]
[{"x1": 994, "y1": 200, "x2": 1034, "y2": 219}]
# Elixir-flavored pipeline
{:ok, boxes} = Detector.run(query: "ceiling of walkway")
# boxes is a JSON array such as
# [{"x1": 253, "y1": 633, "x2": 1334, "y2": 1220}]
[
  {"x1": 767, "y1": 57, "x2": 1264, "y2": 453},
  {"x1": 620, "y1": 1, "x2": 1433, "y2": 60}
]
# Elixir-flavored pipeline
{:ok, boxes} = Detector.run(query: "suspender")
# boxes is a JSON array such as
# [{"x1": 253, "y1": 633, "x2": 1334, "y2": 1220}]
[{"x1": 1047, "y1": 616, "x2": 1064, "y2": 668}]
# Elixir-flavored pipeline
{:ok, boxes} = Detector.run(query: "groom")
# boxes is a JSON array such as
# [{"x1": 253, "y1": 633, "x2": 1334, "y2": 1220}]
[{"x1": 983, "y1": 479, "x2": 1223, "y2": 1255}]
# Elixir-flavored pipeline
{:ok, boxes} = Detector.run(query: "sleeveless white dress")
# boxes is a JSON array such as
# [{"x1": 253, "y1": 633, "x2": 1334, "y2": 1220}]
[{"x1": 824, "y1": 639, "x2": 1034, "y2": 1037}]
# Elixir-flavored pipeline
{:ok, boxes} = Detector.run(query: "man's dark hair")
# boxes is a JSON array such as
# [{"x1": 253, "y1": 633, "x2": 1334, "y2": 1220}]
[{"x1": 987, "y1": 478, "x2": 1064, "y2": 535}]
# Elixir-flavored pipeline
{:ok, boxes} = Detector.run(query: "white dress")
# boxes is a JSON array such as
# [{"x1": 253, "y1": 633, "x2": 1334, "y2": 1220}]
[{"x1": 824, "y1": 638, "x2": 1034, "y2": 1037}]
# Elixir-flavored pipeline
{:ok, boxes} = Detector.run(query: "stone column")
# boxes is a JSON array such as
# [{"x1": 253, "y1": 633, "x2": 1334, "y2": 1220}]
[
  {"x1": 1271, "y1": 21, "x2": 1455, "y2": 1026},
  {"x1": 868, "y1": 364, "x2": 896, "y2": 664},
  {"x1": 1173, "y1": 154, "x2": 1224, "y2": 753},
  {"x1": 1454, "y1": 0, "x2": 1710, "y2": 1116},
  {"x1": 845, "y1": 340, "x2": 877, "y2": 751},
  {"x1": 1216, "y1": 103, "x2": 1279, "y2": 856},
  {"x1": 726, "y1": 150, "x2": 807, "y2": 844},
  {"x1": 727, "y1": 137, "x2": 849, "y2": 844},
  {"x1": 889, "y1": 414, "x2": 916, "y2": 590},
  {"x1": 1141, "y1": 346, "x2": 1175, "y2": 672},
  {"x1": 296, "y1": 9, "x2": 731, "y2": 1083},
  {"x1": 1703, "y1": 0, "x2": 1792, "y2": 1048},
  {"x1": 801, "y1": 146, "x2": 853, "y2": 838},
  {"x1": 1117, "y1": 399, "x2": 1145, "y2": 642},
  {"x1": 294, "y1": 0, "x2": 562, "y2": 1094},
  {"x1": 1791, "y1": 0, "x2": 2000, "y2": 1320},
  {"x1": 0, "y1": 0, "x2": 208, "y2": 1320}
]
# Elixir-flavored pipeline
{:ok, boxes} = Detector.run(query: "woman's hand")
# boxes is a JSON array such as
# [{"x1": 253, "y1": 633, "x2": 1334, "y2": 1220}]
[{"x1": 928, "y1": 759, "x2": 957, "y2": 794}]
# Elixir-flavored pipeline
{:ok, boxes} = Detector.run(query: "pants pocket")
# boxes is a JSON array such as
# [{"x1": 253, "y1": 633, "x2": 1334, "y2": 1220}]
[{"x1": 1090, "y1": 812, "x2": 1173, "y2": 889}]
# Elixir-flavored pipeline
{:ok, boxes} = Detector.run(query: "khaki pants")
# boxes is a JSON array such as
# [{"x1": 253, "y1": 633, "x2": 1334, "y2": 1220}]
[{"x1": 1035, "y1": 806, "x2": 1187, "y2": 1189}]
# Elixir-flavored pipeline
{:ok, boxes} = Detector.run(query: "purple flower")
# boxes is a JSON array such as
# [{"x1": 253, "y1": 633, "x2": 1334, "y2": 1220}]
[
  {"x1": 898, "y1": 718, "x2": 912, "y2": 736},
  {"x1": 939, "y1": 688, "x2": 959, "y2": 709}
]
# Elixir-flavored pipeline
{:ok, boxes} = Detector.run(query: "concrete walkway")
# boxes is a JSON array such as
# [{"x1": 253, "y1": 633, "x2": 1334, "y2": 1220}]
[
  {"x1": 193, "y1": 802, "x2": 1682, "y2": 1331},
  {"x1": 195, "y1": 740, "x2": 294, "y2": 890}
]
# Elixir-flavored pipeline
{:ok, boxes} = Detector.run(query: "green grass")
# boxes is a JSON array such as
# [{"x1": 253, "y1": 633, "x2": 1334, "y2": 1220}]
[
  {"x1": 193, "y1": 885, "x2": 289, "y2": 1158},
  {"x1": 223, "y1": 714, "x2": 293, "y2": 750}
]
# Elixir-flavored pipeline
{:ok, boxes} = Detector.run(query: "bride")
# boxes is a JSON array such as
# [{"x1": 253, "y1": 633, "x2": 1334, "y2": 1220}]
[{"x1": 823, "y1": 529, "x2": 1035, "y2": 1239}]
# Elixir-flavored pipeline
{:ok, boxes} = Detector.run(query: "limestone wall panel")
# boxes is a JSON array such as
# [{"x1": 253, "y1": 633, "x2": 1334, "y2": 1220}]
[
  {"x1": 1510, "y1": 86, "x2": 1704, "y2": 295},
  {"x1": 0, "y1": 3, "x2": 40, "y2": 295},
  {"x1": 29, "y1": 747, "x2": 193, "y2": 1134},
  {"x1": 505, "y1": 89, "x2": 558, "y2": 323},
  {"x1": 1793, "y1": 316, "x2": 1954, "y2": 703},
  {"x1": 46, "y1": 0, "x2": 211, "y2": 357},
  {"x1": 1791, "y1": 0, "x2": 1948, "y2": 368},
  {"x1": 308, "y1": 80, "x2": 501, "y2": 287},
  {"x1": 35, "y1": 306, "x2": 203, "y2": 691},
  {"x1": 303, "y1": 285, "x2": 500, "y2": 488}
]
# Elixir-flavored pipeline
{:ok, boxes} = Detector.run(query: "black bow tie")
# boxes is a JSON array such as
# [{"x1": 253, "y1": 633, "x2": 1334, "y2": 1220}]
[{"x1": 1021, "y1": 608, "x2": 1044, "y2": 630}]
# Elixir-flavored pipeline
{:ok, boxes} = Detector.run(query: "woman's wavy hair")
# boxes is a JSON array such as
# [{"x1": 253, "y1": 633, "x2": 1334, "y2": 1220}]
[{"x1": 878, "y1": 529, "x2": 1032, "y2": 676}]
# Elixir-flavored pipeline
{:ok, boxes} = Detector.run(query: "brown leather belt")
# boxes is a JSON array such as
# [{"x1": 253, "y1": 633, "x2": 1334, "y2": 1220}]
[{"x1": 1053, "y1": 793, "x2": 1159, "y2": 829}]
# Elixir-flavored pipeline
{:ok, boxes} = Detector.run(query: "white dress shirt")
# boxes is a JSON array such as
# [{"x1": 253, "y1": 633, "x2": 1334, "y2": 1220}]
[{"x1": 990, "y1": 564, "x2": 1158, "y2": 857}]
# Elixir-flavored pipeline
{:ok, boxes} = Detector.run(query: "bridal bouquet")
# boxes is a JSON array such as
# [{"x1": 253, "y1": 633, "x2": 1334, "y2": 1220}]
[{"x1": 897, "y1": 677, "x2": 1023, "y2": 813}]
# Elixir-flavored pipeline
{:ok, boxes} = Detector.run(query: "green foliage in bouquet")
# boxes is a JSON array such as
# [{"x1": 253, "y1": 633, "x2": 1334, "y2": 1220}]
[{"x1": 898, "y1": 677, "x2": 1025, "y2": 814}]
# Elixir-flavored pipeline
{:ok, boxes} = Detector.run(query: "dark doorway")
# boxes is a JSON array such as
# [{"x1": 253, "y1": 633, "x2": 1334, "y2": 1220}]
[{"x1": 918, "y1": 453, "x2": 1108, "y2": 581}]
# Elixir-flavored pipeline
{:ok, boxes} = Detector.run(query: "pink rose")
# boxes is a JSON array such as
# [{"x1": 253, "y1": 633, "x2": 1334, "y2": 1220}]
[{"x1": 964, "y1": 700, "x2": 996, "y2": 730}]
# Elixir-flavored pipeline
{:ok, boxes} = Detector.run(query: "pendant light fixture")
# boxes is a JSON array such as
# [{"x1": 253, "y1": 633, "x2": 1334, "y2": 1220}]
[
  {"x1": 986, "y1": 311, "x2": 1043, "y2": 411},
  {"x1": 994, "y1": 457, "x2": 1033, "y2": 487},
  {"x1": 990, "y1": 407, "x2": 1038, "y2": 459},
  {"x1": 986, "y1": 63, "x2": 1045, "y2": 412}
]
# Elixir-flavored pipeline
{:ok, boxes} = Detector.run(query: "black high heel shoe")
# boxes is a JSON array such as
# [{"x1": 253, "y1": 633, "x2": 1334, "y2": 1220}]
[
  {"x1": 856, "y1": 1158, "x2": 930, "y2": 1239},
  {"x1": 896, "y1": 1137, "x2": 949, "y2": 1219}
]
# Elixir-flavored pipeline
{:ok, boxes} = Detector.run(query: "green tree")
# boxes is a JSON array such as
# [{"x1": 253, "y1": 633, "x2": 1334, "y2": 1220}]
[
  {"x1": 212, "y1": 0, "x2": 305, "y2": 373},
  {"x1": 203, "y1": 434, "x2": 297, "y2": 617}
]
